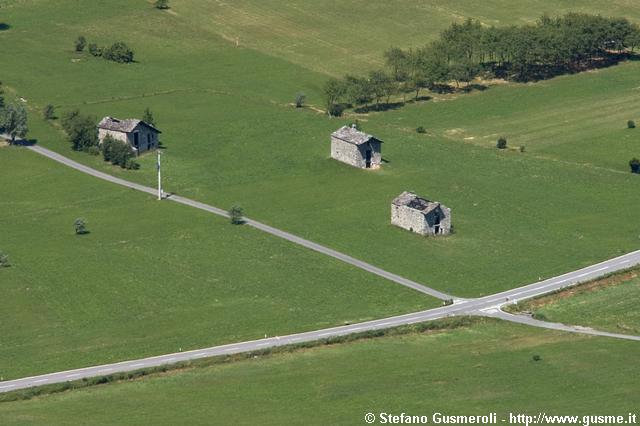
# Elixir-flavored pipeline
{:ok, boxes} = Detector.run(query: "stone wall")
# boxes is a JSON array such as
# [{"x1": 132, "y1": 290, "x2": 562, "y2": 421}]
[
  {"x1": 331, "y1": 138, "x2": 381, "y2": 168},
  {"x1": 391, "y1": 204, "x2": 452, "y2": 236}
]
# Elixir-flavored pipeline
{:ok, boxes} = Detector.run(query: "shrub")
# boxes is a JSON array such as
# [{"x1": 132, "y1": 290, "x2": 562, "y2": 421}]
[
  {"x1": 295, "y1": 92, "x2": 306, "y2": 108},
  {"x1": 43, "y1": 104, "x2": 55, "y2": 120},
  {"x1": 327, "y1": 103, "x2": 344, "y2": 117},
  {"x1": 0, "y1": 251, "x2": 10, "y2": 268},
  {"x1": 628, "y1": 120, "x2": 636, "y2": 129},
  {"x1": 125, "y1": 158, "x2": 140, "y2": 170},
  {"x1": 88, "y1": 43, "x2": 102, "y2": 57},
  {"x1": 74, "y1": 35, "x2": 86, "y2": 52},
  {"x1": 229, "y1": 205, "x2": 244, "y2": 225},
  {"x1": 520, "y1": 145, "x2": 526, "y2": 153},
  {"x1": 155, "y1": 0, "x2": 170, "y2": 9},
  {"x1": 103, "y1": 42, "x2": 134, "y2": 63},
  {"x1": 74, "y1": 218, "x2": 88, "y2": 235},
  {"x1": 87, "y1": 146, "x2": 100, "y2": 156},
  {"x1": 630, "y1": 158, "x2": 640, "y2": 174},
  {"x1": 61, "y1": 110, "x2": 98, "y2": 151},
  {"x1": 416, "y1": 126, "x2": 426, "y2": 134},
  {"x1": 496, "y1": 137, "x2": 507, "y2": 149},
  {"x1": 532, "y1": 354, "x2": 542, "y2": 362}
]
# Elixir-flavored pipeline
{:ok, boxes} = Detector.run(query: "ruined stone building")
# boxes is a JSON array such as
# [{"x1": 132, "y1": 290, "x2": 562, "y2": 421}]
[
  {"x1": 98, "y1": 116, "x2": 161, "y2": 154},
  {"x1": 391, "y1": 191, "x2": 452, "y2": 236},
  {"x1": 330, "y1": 125, "x2": 382, "y2": 169}
]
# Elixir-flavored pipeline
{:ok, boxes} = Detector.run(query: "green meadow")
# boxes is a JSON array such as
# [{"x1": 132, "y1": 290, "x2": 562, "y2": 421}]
[
  {"x1": 2, "y1": 0, "x2": 639, "y2": 300},
  {"x1": 0, "y1": 148, "x2": 434, "y2": 380},
  {"x1": 513, "y1": 270, "x2": 640, "y2": 335},
  {"x1": 0, "y1": 320, "x2": 637, "y2": 425}
]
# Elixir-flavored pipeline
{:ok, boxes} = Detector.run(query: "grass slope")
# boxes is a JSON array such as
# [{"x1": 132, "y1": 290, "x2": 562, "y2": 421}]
[
  {"x1": 0, "y1": 320, "x2": 638, "y2": 424},
  {"x1": 513, "y1": 269, "x2": 640, "y2": 335},
  {"x1": 1, "y1": 0, "x2": 639, "y2": 299},
  {"x1": 0, "y1": 148, "x2": 435, "y2": 380}
]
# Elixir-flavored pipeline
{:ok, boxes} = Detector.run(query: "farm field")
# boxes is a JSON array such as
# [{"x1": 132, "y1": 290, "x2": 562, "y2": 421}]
[
  {"x1": 512, "y1": 269, "x2": 640, "y2": 335},
  {"x1": 0, "y1": 148, "x2": 435, "y2": 380},
  {"x1": 0, "y1": 320, "x2": 638, "y2": 425},
  {"x1": 1, "y1": 0, "x2": 639, "y2": 299}
]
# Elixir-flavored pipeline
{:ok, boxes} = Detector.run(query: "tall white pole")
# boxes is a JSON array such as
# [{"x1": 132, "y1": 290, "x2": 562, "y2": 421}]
[{"x1": 157, "y1": 150, "x2": 162, "y2": 200}]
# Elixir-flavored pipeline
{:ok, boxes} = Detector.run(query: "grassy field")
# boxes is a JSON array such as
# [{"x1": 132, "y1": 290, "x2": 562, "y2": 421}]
[
  {"x1": 1, "y1": 0, "x2": 639, "y2": 299},
  {"x1": 0, "y1": 148, "x2": 436, "y2": 380},
  {"x1": 0, "y1": 320, "x2": 638, "y2": 424},
  {"x1": 512, "y1": 269, "x2": 640, "y2": 335}
]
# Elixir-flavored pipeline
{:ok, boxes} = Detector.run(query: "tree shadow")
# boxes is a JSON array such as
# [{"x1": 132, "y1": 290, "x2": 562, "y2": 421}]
[
  {"x1": 12, "y1": 138, "x2": 38, "y2": 147},
  {"x1": 0, "y1": 23, "x2": 10, "y2": 31},
  {"x1": 381, "y1": 157, "x2": 391, "y2": 164},
  {"x1": 354, "y1": 101, "x2": 405, "y2": 113}
]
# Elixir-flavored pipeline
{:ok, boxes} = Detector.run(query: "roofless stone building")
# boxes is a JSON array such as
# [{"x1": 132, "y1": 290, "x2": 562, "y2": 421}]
[
  {"x1": 391, "y1": 191, "x2": 452, "y2": 236},
  {"x1": 330, "y1": 125, "x2": 382, "y2": 169},
  {"x1": 98, "y1": 116, "x2": 161, "y2": 154}
]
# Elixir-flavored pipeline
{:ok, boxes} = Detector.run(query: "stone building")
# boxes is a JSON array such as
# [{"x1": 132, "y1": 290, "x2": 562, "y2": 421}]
[
  {"x1": 330, "y1": 125, "x2": 382, "y2": 169},
  {"x1": 391, "y1": 191, "x2": 452, "y2": 236},
  {"x1": 98, "y1": 116, "x2": 161, "y2": 154}
]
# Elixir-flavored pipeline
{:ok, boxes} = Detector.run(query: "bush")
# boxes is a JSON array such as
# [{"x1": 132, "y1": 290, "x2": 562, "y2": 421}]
[
  {"x1": 74, "y1": 35, "x2": 86, "y2": 52},
  {"x1": 532, "y1": 354, "x2": 542, "y2": 362},
  {"x1": 229, "y1": 205, "x2": 244, "y2": 225},
  {"x1": 416, "y1": 126, "x2": 426, "y2": 134},
  {"x1": 496, "y1": 137, "x2": 507, "y2": 149},
  {"x1": 327, "y1": 103, "x2": 344, "y2": 117},
  {"x1": 520, "y1": 145, "x2": 526, "y2": 153},
  {"x1": 630, "y1": 158, "x2": 640, "y2": 174},
  {"x1": 87, "y1": 146, "x2": 100, "y2": 156},
  {"x1": 43, "y1": 104, "x2": 55, "y2": 120},
  {"x1": 125, "y1": 158, "x2": 140, "y2": 170},
  {"x1": 103, "y1": 42, "x2": 134, "y2": 63},
  {"x1": 155, "y1": 0, "x2": 170, "y2": 9},
  {"x1": 74, "y1": 218, "x2": 88, "y2": 235},
  {"x1": 628, "y1": 120, "x2": 636, "y2": 129},
  {"x1": 0, "y1": 251, "x2": 10, "y2": 268},
  {"x1": 88, "y1": 43, "x2": 102, "y2": 57},
  {"x1": 61, "y1": 110, "x2": 99, "y2": 151},
  {"x1": 295, "y1": 92, "x2": 306, "y2": 108}
]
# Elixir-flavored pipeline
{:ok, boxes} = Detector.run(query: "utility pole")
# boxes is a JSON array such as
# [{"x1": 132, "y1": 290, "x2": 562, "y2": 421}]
[{"x1": 157, "y1": 150, "x2": 162, "y2": 200}]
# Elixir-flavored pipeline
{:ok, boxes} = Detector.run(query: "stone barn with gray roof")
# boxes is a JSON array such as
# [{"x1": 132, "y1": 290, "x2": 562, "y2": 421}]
[
  {"x1": 391, "y1": 191, "x2": 452, "y2": 236},
  {"x1": 330, "y1": 125, "x2": 382, "y2": 169},
  {"x1": 98, "y1": 116, "x2": 161, "y2": 154}
]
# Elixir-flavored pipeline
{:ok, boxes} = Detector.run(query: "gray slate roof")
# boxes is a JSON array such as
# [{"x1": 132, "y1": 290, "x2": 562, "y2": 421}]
[
  {"x1": 331, "y1": 125, "x2": 382, "y2": 146},
  {"x1": 98, "y1": 117, "x2": 161, "y2": 134},
  {"x1": 392, "y1": 191, "x2": 443, "y2": 215}
]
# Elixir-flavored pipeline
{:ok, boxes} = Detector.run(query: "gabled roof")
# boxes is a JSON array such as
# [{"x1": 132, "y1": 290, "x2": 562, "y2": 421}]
[
  {"x1": 98, "y1": 116, "x2": 161, "y2": 134},
  {"x1": 331, "y1": 125, "x2": 382, "y2": 146},
  {"x1": 392, "y1": 191, "x2": 443, "y2": 215}
]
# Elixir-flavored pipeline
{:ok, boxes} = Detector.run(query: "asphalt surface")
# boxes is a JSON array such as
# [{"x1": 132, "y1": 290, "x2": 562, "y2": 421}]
[{"x1": 1, "y1": 144, "x2": 637, "y2": 394}]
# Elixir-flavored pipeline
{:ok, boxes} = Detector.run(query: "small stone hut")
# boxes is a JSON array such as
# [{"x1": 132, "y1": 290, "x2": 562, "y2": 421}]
[
  {"x1": 391, "y1": 191, "x2": 452, "y2": 236},
  {"x1": 98, "y1": 116, "x2": 161, "y2": 155},
  {"x1": 330, "y1": 125, "x2": 382, "y2": 169}
]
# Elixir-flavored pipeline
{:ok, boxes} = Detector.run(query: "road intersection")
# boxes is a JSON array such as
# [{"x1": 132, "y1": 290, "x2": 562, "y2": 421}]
[{"x1": 1, "y1": 144, "x2": 637, "y2": 394}]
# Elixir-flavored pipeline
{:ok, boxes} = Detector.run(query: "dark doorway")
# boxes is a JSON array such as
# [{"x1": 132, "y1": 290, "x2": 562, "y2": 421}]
[
  {"x1": 365, "y1": 150, "x2": 372, "y2": 168},
  {"x1": 133, "y1": 132, "x2": 139, "y2": 148},
  {"x1": 433, "y1": 211, "x2": 442, "y2": 234}
]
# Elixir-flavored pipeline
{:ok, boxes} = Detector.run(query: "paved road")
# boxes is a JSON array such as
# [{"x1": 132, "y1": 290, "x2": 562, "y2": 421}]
[
  {"x1": 1, "y1": 144, "x2": 638, "y2": 394},
  {"x1": 27, "y1": 145, "x2": 453, "y2": 301}
]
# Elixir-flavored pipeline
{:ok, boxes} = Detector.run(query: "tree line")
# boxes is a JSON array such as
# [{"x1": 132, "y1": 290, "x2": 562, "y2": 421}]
[{"x1": 324, "y1": 13, "x2": 640, "y2": 116}]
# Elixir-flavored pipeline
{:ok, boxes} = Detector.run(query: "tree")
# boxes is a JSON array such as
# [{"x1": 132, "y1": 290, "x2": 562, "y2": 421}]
[
  {"x1": 73, "y1": 218, "x2": 88, "y2": 235},
  {"x1": 496, "y1": 137, "x2": 507, "y2": 149},
  {"x1": 627, "y1": 120, "x2": 636, "y2": 129},
  {"x1": 62, "y1": 110, "x2": 98, "y2": 151},
  {"x1": 384, "y1": 47, "x2": 408, "y2": 81},
  {"x1": 229, "y1": 205, "x2": 244, "y2": 225},
  {"x1": 103, "y1": 42, "x2": 134, "y2": 63},
  {"x1": 630, "y1": 158, "x2": 640, "y2": 174},
  {"x1": 0, "y1": 81, "x2": 5, "y2": 111},
  {"x1": 344, "y1": 74, "x2": 373, "y2": 108},
  {"x1": 155, "y1": 0, "x2": 170, "y2": 9},
  {"x1": 369, "y1": 70, "x2": 395, "y2": 106},
  {"x1": 323, "y1": 78, "x2": 346, "y2": 117},
  {"x1": 88, "y1": 43, "x2": 102, "y2": 57},
  {"x1": 142, "y1": 107, "x2": 155, "y2": 126},
  {"x1": 75, "y1": 35, "x2": 86, "y2": 52},
  {"x1": 43, "y1": 104, "x2": 55, "y2": 120},
  {"x1": 295, "y1": 92, "x2": 306, "y2": 108},
  {"x1": 1, "y1": 103, "x2": 28, "y2": 144}
]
